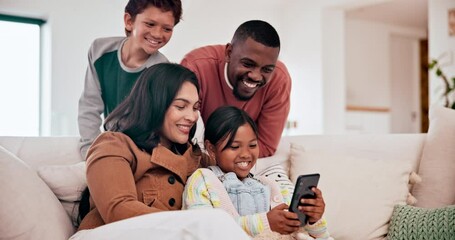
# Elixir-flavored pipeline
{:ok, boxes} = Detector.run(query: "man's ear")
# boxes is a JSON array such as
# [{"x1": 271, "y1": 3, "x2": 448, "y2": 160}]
[{"x1": 225, "y1": 43, "x2": 232, "y2": 63}]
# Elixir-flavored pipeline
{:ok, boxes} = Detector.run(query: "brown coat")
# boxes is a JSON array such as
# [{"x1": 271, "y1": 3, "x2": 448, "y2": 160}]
[{"x1": 78, "y1": 132, "x2": 212, "y2": 230}]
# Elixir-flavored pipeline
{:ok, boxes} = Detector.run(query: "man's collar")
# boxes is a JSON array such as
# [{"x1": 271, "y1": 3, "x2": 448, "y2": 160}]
[{"x1": 224, "y1": 63, "x2": 233, "y2": 90}]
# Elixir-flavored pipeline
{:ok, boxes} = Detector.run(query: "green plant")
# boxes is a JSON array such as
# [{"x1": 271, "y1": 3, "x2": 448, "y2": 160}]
[{"x1": 428, "y1": 59, "x2": 455, "y2": 109}]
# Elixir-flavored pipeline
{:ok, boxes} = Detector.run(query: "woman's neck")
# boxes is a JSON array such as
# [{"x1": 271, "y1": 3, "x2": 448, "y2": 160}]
[{"x1": 159, "y1": 137, "x2": 183, "y2": 155}]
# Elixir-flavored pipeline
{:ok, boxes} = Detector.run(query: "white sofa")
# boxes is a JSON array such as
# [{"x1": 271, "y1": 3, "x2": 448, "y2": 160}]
[{"x1": 1, "y1": 105, "x2": 454, "y2": 240}]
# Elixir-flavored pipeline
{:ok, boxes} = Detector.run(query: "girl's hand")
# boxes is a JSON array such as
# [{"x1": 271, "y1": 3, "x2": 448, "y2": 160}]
[
  {"x1": 267, "y1": 203, "x2": 301, "y2": 234},
  {"x1": 298, "y1": 187, "x2": 325, "y2": 224}
]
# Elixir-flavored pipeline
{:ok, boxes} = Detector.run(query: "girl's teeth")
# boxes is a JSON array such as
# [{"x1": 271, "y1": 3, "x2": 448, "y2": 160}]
[{"x1": 236, "y1": 162, "x2": 248, "y2": 167}]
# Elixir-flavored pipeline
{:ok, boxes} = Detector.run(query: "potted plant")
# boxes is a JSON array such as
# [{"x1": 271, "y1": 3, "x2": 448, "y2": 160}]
[{"x1": 428, "y1": 58, "x2": 455, "y2": 109}]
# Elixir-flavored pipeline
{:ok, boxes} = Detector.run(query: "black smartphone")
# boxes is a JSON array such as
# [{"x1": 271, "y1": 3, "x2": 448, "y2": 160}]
[{"x1": 288, "y1": 173, "x2": 320, "y2": 226}]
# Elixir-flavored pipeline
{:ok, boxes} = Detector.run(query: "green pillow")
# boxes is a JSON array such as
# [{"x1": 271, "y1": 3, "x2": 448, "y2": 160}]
[{"x1": 387, "y1": 204, "x2": 455, "y2": 240}]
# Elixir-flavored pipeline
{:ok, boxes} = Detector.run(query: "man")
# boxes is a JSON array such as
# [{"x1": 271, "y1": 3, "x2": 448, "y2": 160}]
[{"x1": 181, "y1": 20, "x2": 291, "y2": 157}]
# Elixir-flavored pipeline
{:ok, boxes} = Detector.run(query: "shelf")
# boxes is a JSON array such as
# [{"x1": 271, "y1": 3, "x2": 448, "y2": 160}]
[{"x1": 346, "y1": 105, "x2": 390, "y2": 112}]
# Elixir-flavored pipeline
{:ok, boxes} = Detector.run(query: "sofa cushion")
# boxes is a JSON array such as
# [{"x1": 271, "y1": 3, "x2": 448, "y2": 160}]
[
  {"x1": 252, "y1": 136, "x2": 291, "y2": 175},
  {"x1": 0, "y1": 136, "x2": 82, "y2": 170},
  {"x1": 288, "y1": 134, "x2": 424, "y2": 239},
  {"x1": 37, "y1": 162, "x2": 87, "y2": 227},
  {"x1": 253, "y1": 164, "x2": 294, "y2": 194},
  {"x1": 37, "y1": 162, "x2": 87, "y2": 202},
  {"x1": 412, "y1": 105, "x2": 455, "y2": 207},
  {"x1": 0, "y1": 145, "x2": 74, "y2": 239},
  {"x1": 387, "y1": 204, "x2": 455, "y2": 240}
]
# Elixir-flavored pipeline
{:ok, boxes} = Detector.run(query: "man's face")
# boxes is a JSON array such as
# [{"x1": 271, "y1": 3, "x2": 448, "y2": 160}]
[{"x1": 225, "y1": 37, "x2": 280, "y2": 101}]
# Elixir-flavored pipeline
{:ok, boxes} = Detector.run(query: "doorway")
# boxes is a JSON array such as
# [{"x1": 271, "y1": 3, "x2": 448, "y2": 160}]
[
  {"x1": 390, "y1": 34, "x2": 421, "y2": 133},
  {"x1": 419, "y1": 39, "x2": 429, "y2": 133}
]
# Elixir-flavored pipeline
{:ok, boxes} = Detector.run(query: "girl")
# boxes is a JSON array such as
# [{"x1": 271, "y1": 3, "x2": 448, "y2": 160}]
[
  {"x1": 72, "y1": 63, "x2": 249, "y2": 240},
  {"x1": 183, "y1": 106, "x2": 332, "y2": 240},
  {"x1": 78, "y1": 0, "x2": 182, "y2": 158}
]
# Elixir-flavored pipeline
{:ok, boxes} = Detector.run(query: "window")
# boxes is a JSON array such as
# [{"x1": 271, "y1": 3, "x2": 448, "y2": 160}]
[{"x1": 0, "y1": 14, "x2": 45, "y2": 136}]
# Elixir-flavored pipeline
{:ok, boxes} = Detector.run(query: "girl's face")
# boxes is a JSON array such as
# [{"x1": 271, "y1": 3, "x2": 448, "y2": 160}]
[
  {"x1": 125, "y1": 6, "x2": 175, "y2": 55},
  {"x1": 209, "y1": 123, "x2": 259, "y2": 180},
  {"x1": 160, "y1": 81, "x2": 200, "y2": 149}
]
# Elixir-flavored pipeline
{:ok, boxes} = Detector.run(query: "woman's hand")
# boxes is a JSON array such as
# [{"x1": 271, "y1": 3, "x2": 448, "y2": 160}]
[
  {"x1": 298, "y1": 187, "x2": 325, "y2": 224},
  {"x1": 267, "y1": 203, "x2": 301, "y2": 235}
]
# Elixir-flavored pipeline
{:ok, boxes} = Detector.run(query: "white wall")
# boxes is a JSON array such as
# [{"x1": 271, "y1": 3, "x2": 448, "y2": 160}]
[
  {"x1": 280, "y1": 2, "x2": 325, "y2": 135},
  {"x1": 346, "y1": 20, "x2": 391, "y2": 108},
  {"x1": 428, "y1": 0, "x2": 455, "y2": 106},
  {"x1": 0, "y1": 0, "x2": 340, "y2": 137},
  {"x1": 0, "y1": 0, "x2": 125, "y2": 136},
  {"x1": 0, "y1": 0, "x2": 299, "y2": 136},
  {"x1": 322, "y1": 8, "x2": 346, "y2": 134},
  {"x1": 0, "y1": 0, "x2": 448, "y2": 137},
  {"x1": 345, "y1": 19, "x2": 426, "y2": 108},
  {"x1": 344, "y1": 19, "x2": 426, "y2": 133},
  {"x1": 163, "y1": 1, "x2": 282, "y2": 62}
]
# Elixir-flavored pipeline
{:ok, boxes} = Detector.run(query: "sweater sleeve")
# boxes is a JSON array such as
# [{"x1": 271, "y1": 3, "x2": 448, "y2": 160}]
[
  {"x1": 78, "y1": 41, "x2": 104, "y2": 160},
  {"x1": 304, "y1": 218, "x2": 331, "y2": 239},
  {"x1": 183, "y1": 169, "x2": 219, "y2": 210},
  {"x1": 183, "y1": 169, "x2": 271, "y2": 237},
  {"x1": 234, "y1": 213, "x2": 270, "y2": 237},
  {"x1": 256, "y1": 61, "x2": 292, "y2": 157}
]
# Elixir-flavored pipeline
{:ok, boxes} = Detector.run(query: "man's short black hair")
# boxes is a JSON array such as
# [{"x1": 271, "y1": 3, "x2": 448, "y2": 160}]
[{"x1": 232, "y1": 20, "x2": 280, "y2": 48}]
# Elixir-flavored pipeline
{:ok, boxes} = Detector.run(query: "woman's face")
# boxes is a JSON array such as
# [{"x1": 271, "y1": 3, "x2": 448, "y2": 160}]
[
  {"x1": 209, "y1": 123, "x2": 259, "y2": 180},
  {"x1": 160, "y1": 81, "x2": 200, "y2": 149},
  {"x1": 125, "y1": 6, "x2": 175, "y2": 55}
]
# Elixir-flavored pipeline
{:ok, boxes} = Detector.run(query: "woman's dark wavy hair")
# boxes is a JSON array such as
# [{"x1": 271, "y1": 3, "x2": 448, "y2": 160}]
[
  {"x1": 77, "y1": 63, "x2": 199, "y2": 226},
  {"x1": 204, "y1": 106, "x2": 258, "y2": 151},
  {"x1": 125, "y1": 0, "x2": 182, "y2": 36},
  {"x1": 104, "y1": 62, "x2": 199, "y2": 153}
]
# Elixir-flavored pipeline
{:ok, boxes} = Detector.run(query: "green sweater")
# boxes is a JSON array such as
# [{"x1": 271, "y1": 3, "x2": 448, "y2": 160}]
[{"x1": 77, "y1": 37, "x2": 168, "y2": 158}]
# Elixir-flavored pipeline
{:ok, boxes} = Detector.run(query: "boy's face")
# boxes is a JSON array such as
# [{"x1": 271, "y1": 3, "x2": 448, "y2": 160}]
[
  {"x1": 208, "y1": 123, "x2": 259, "y2": 180},
  {"x1": 225, "y1": 37, "x2": 280, "y2": 101},
  {"x1": 125, "y1": 6, "x2": 175, "y2": 55}
]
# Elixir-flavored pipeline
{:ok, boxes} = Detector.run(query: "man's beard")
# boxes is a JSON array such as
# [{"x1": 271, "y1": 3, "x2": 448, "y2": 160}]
[
  {"x1": 231, "y1": 75, "x2": 265, "y2": 101},
  {"x1": 233, "y1": 86, "x2": 254, "y2": 101}
]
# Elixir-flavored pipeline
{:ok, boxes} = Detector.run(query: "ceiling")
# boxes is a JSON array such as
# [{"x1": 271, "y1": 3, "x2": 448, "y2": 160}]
[{"x1": 346, "y1": 0, "x2": 428, "y2": 29}]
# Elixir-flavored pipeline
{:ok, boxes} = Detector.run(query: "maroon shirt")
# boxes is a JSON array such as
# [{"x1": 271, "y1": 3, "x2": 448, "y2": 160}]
[{"x1": 181, "y1": 45, "x2": 292, "y2": 157}]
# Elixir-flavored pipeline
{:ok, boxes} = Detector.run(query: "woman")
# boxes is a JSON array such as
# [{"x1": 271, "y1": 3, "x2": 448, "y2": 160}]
[{"x1": 73, "y1": 63, "x2": 249, "y2": 240}]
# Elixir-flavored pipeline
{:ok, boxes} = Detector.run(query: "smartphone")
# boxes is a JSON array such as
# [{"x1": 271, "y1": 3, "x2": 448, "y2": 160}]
[{"x1": 288, "y1": 173, "x2": 320, "y2": 226}]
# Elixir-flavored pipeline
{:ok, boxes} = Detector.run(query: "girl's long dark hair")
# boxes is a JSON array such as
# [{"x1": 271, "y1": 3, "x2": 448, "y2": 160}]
[{"x1": 77, "y1": 63, "x2": 199, "y2": 226}]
